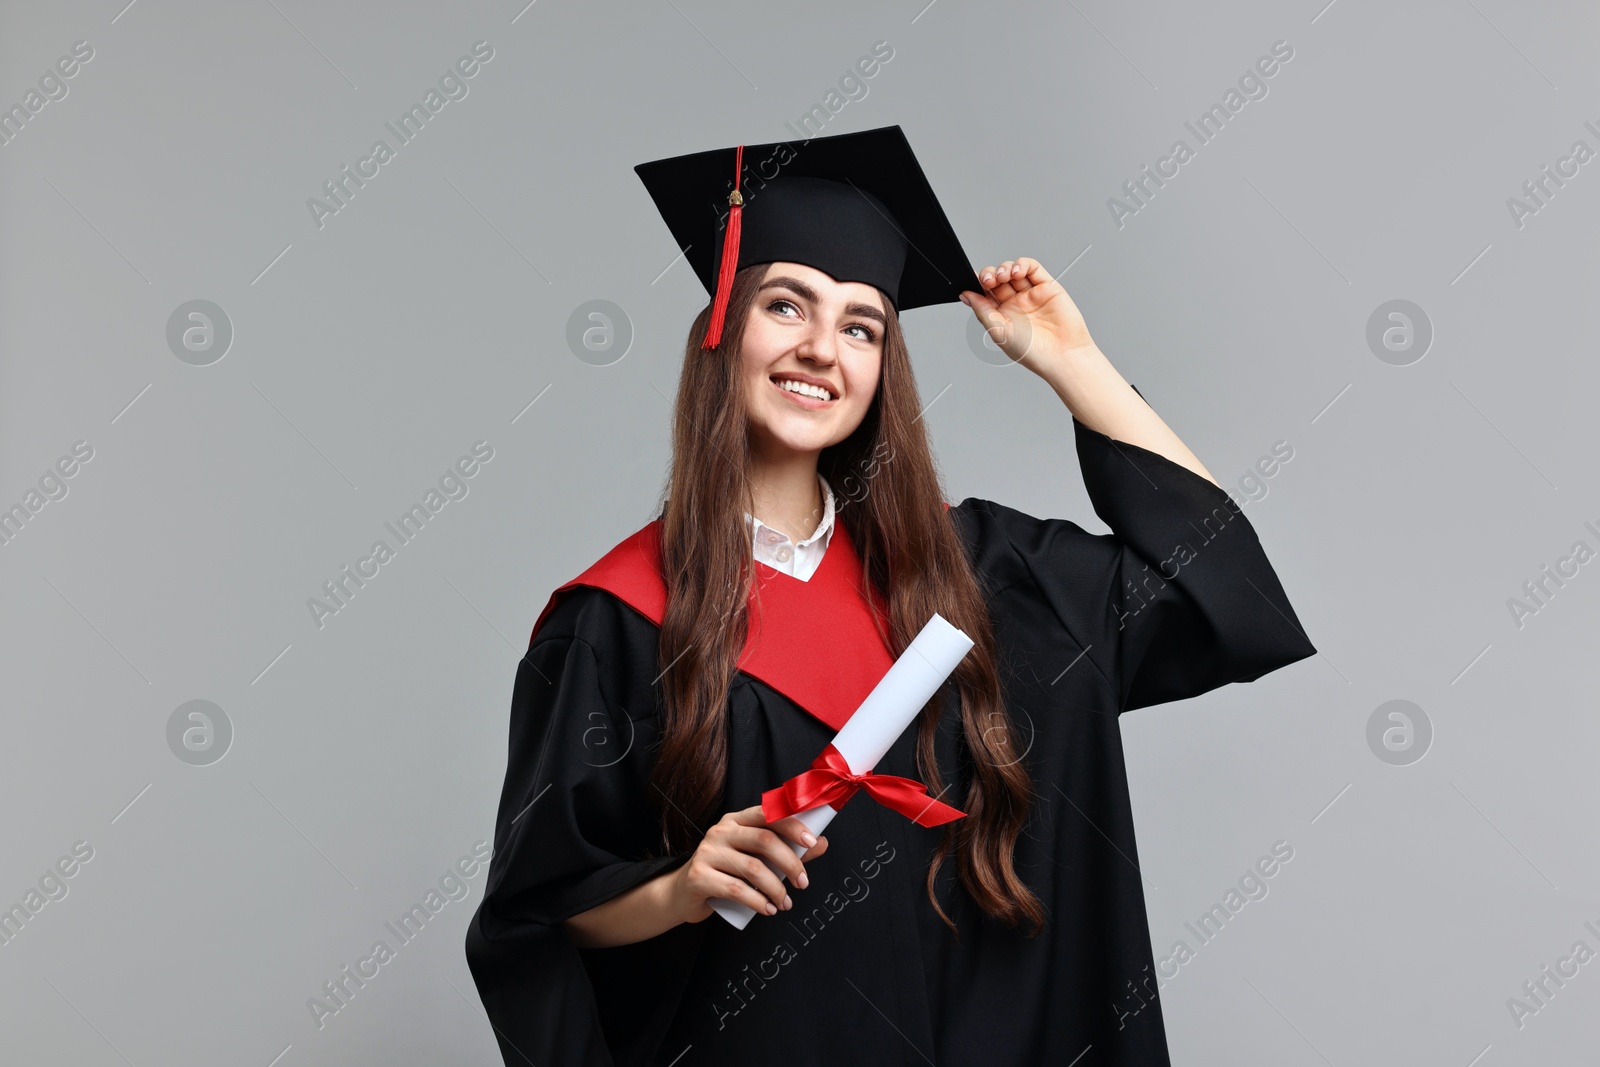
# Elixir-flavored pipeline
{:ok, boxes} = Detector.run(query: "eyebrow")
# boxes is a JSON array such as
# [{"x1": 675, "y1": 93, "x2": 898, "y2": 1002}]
[{"x1": 757, "y1": 276, "x2": 887, "y2": 328}]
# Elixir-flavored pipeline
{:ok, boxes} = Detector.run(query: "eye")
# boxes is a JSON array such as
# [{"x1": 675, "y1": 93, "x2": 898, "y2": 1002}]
[{"x1": 767, "y1": 298, "x2": 877, "y2": 342}]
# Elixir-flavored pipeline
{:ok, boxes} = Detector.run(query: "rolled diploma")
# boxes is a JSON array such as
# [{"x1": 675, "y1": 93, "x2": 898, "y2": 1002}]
[{"x1": 712, "y1": 612, "x2": 975, "y2": 929}]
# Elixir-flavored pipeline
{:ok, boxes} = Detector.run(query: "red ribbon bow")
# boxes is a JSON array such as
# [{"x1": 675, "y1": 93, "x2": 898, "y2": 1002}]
[{"x1": 761, "y1": 742, "x2": 967, "y2": 829}]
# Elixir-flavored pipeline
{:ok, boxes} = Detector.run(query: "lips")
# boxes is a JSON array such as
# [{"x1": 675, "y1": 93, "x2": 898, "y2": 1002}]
[
  {"x1": 770, "y1": 373, "x2": 837, "y2": 397},
  {"x1": 770, "y1": 376, "x2": 837, "y2": 408}
]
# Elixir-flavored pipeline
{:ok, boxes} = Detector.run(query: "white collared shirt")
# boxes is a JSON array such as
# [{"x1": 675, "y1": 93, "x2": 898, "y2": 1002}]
[{"x1": 743, "y1": 473, "x2": 837, "y2": 582}]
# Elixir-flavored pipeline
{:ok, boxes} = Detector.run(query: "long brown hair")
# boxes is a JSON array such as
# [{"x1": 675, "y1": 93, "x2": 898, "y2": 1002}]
[{"x1": 649, "y1": 263, "x2": 1044, "y2": 937}]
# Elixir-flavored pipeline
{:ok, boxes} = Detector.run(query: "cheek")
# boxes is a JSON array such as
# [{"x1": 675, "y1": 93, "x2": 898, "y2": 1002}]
[
  {"x1": 850, "y1": 359, "x2": 882, "y2": 406},
  {"x1": 740, "y1": 325, "x2": 783, "y2": 379},
  {"x1": 738, "y1": 345, "x2": 770, "y2": 390},
  {"x1": 742, "y1": 313, "x2": 786, "y2": 355}
]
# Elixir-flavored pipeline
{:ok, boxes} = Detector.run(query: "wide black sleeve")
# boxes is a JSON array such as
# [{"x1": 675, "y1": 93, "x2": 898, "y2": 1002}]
[
  {"x1": 958, "y1": 415, "x2": 1316, "y2": 713},
  {"x1": 464, "y1": 622, "x2": 702, "y2": 1067}
]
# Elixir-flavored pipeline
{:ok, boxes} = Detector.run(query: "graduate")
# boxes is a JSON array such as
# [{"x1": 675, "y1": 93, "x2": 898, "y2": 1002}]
[{"x1": 464, "y1": 125, "x2": 1316, "y2": 1066}]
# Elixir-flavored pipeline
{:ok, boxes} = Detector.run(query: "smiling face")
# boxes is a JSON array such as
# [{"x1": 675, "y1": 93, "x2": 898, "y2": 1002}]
[{"x1": 740, "y1": 261, "x2": 886, "y2": 463}]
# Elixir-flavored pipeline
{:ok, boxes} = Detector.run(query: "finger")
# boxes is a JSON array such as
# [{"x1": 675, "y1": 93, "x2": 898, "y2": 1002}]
[
  {"x1": 703, "y1": 844, "x2": 790, "y2": 913},
  {"x1": 989, "y1": 260, "x2": 1022, "y2": 302},
  {"x1": 800, "y1": 834, "x2": 829, "y2": 861},
  {"x1": 713, "y1": 840, "x2": 794, "y2": 911},
  {"x1": 711, "y1": 825, "x2": 798, "y2": 897},
  {"x1": 1004, "y1": 258, "x2": 1038, "y2": 294},
  {"x1": 769, "y1": 814, "x2": 820, "y2": 852},
  {"x1": 768, "y1": 817, "x2": 822, "y2": 886},
  {"x1": 728, "y1": 804, "x2": 770, "y2": 826},
  {"x1": 697, "y1": 860, "x2": 784, "y2": 916},
  {"x1": 979, "y1": 262, "x2": 1017, "y2": 297},
  {"x1": 961, "y1": 288, "x2": 1001, "y2": 317},
  {"x1": 740, "y1": 823, "x2": 812, "y2": 891},
  {"x1": 700, "y1": 810, "x2": 795, "y2": 914},
  {"x1": 961, "y1": 289, "x2": 1007, "y2": 337},
  {"x1": 725, "y1": 808, "x2": 810, "y2": 887},
  {"x1": 682, "y1": 850, "x2": 770, "y2": 916}
]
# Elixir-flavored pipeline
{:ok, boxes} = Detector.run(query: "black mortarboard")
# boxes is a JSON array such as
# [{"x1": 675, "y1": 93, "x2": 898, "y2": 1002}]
[{"x1": 634, "y1": 124, "x2": 982, "y2": 348}]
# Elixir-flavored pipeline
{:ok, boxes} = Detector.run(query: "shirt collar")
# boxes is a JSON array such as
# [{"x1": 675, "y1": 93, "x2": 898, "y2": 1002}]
[{"x1": 744, "y1": 472, "x2": 837, "y2": 548}]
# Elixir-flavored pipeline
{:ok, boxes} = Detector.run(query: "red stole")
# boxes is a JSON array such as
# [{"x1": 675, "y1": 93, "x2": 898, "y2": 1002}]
[{"x1": 529, "y1": 510, "x2": 946, "y2": 732}]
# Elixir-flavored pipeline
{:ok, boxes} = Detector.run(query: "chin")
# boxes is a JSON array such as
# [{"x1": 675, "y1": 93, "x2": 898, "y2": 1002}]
[
  {"x1": 752, "y1": 418, "x2": 839, "y2": 455},
  {"x1": 767, "y1": 429, "x2": 834, "y2": 454}
]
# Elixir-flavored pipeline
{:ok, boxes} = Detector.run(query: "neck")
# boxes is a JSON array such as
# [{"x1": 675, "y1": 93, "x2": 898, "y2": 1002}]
[{"x1": 748, "y1": 449, "x2": 825, "y2": 544}]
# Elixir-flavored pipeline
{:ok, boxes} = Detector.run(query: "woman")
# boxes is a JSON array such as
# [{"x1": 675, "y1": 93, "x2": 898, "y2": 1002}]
[{"x1": 465, "y1": 126, "x2": 1316, "y2": 1066}]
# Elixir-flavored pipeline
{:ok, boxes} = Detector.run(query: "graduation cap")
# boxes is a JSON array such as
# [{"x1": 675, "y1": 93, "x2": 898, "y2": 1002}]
[{"x1": 634, "y1": 124, "x2": 982, "y2": 348}]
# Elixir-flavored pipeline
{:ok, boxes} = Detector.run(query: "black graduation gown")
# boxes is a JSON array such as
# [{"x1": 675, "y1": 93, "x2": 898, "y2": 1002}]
[{"x1": 464, "y1": 416, "x2": 1316, "y2": 1066}]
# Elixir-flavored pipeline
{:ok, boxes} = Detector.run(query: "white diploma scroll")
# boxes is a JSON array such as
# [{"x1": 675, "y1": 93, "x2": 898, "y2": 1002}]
[{"x1": 712, "y1": 612, "x2": 975, "y2": 930}]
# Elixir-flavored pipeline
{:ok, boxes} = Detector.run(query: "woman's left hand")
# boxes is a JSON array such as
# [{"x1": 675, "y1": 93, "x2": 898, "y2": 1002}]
[{"x1": 961, "y1": 257, "x2": 1097, "y2": 376}]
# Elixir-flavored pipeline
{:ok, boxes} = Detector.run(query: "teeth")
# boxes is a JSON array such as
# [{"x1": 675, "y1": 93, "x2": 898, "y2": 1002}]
[{"x1": 776, "y1": 378, "x2": 833, "y2": 401}]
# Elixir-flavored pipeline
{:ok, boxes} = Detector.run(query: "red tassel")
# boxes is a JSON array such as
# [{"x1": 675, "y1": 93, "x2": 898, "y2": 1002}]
[{"x1": 701, "y1": 143, "x2": 745, "y2": 349}]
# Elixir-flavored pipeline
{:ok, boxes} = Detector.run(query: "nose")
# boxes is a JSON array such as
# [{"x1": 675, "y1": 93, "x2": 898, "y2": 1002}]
[{"x1": 794, "y1": 317, "x2": 840, "y2": 368}]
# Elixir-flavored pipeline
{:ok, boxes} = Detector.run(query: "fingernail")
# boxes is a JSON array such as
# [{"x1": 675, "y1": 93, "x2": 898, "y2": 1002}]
[
  {"x1": 798, "y1": 871, "x2": 809, "y2": 889},
  {"x1": 765, "y1": 902, "x2": 777, "y2": 915},
  {"x1": 801, "y1": 831, "x2": 817, "y2": 846},
  {"x1": 783, "y1": 894, "x2": 792, "y2": 909}
]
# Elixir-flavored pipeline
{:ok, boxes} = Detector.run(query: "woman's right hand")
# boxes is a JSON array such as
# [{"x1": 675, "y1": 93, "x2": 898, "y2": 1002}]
[{"x1": 669, "y1": 804, "x2": 829, "y2": 922}]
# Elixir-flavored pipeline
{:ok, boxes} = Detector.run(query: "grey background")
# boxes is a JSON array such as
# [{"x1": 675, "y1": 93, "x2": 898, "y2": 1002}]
[{"x1": 2, "y1": 0, "x2": 1596, "y2": 1063}]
